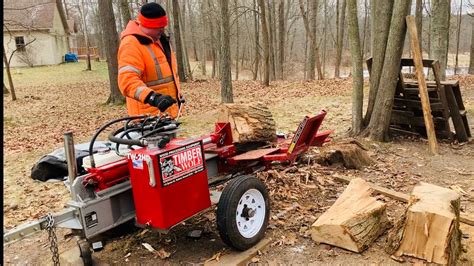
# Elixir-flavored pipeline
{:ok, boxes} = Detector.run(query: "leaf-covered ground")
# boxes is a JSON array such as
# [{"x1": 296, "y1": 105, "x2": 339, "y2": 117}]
[{"x1": 3, "y1": 62, "x2": 474, "y2": 265}]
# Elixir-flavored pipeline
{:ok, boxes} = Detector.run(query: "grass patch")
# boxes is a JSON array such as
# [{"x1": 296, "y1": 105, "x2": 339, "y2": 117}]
[
  {"x1": 3, "y1": 116, "x2": 16, "y2": 127},
  {"x1": 4, "y1": 61, "x2": 109, "y2": 87}
]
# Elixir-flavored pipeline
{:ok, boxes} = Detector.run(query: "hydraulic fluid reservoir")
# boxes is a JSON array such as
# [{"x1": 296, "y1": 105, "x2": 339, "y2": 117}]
[{"x1": 128, "y1": 139, "x2": 212, "y2": 231}]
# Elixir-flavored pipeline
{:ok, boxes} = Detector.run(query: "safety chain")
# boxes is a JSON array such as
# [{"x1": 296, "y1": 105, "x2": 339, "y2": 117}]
[{"x1": 45, "y1": 213, "x2": 60, "y2": 266}]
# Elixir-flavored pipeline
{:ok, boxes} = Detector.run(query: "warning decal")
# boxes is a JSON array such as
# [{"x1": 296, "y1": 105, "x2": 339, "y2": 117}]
[
  {"x1": 158, "y1": 141, "x2": 205, "y2": 187},
  {"x1": 288, "y1": 116, "x2": 308, "y2": 154}
]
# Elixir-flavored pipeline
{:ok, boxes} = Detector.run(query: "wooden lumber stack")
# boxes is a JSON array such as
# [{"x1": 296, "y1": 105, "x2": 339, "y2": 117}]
[
  {"x1": 217, "y1": 103, "x2": 276, "y2": 143},
  {"x1": 311, "y1": 178, "x2": 390, "y2": 252},
  {"x1": 387, "y1": 182, "x2": 462, "y2": 264}
]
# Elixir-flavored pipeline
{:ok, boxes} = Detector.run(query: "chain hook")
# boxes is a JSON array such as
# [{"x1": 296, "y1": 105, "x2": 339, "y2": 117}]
[{"x1": 45, "y1": 213, "x2": 60, "y2": 266}]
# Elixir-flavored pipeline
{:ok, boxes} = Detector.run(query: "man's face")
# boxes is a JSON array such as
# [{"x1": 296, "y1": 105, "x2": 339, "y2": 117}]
[{"x1": 140, "y1": 25, "x2": 165, "y2": 41}]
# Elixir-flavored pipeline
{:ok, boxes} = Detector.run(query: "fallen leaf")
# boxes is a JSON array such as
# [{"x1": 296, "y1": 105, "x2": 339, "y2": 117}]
[
  {"x1": 156, "y1": 248, "x2": 171, "y2": 259},
  {"x1": 204, "y1": 251, "x2": 222, "y2": 263},
  {"x1": 251, "y1": 257, "x2": 260, "y2": 263},
  {"x1": 283, "y1": 233, "x2": 298, "y2": 245}
]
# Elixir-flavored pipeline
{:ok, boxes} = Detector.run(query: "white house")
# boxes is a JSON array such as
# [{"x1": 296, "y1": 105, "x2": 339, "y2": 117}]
[{"x1": 3, "y1": 0, "x2": 76, "y2": 67}]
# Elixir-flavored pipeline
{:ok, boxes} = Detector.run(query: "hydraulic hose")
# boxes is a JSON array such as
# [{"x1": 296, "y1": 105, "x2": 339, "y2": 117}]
[
  {"x1": 108, "y1": 133, "x2": 146, "y2": 147},
  {"x1": 110, "y1": 127, "x2": 144, "y2": 155},
  {"x1": 88, "y1": 115, "x2": 147, "y2": 168}
]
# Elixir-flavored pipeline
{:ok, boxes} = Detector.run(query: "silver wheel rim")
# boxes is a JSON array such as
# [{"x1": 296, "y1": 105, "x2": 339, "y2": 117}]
[{"x1": 235, "y1": 188, "x2": 266, "y2": 238}]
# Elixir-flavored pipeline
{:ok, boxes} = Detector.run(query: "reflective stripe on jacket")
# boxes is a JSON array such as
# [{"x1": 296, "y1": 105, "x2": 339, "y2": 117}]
[{"x1": 118, "y1": 20, "x2": 182, "y2": 118}]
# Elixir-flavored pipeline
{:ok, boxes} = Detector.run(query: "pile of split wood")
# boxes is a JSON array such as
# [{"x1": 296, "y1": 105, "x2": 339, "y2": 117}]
[
  {"x1": 218, "y1": 103, "x2": 466, "y2": 265},
  {"x1": 311, "y1": 178, "x2": 463, "y2": 265}
]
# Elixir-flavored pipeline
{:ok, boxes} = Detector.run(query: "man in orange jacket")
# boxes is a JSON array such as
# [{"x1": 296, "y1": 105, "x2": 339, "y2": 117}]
[{"x1": 118, "y1": 3, "x2": 183, "y2": 118}]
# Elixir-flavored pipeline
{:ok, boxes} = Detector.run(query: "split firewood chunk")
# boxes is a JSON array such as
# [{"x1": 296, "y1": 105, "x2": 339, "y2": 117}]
[
  {"x1": 392, "y1": 182, "x2": 461, "y2": 265},
  {"x1": 311, "y1": 178, "x2": 390, "y2": 252},
  {"x1": 217, "y1": 103, "x2": 276, "y2": 143}
]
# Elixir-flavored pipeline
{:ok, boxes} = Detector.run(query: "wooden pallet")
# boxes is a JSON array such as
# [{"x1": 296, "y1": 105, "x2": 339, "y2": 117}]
[{"x1": 366, "y1": 57, "x2": 470, "y2": 142}]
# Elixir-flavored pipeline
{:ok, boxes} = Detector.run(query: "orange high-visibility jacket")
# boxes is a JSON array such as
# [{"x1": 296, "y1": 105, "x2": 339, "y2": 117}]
[{"x1": 118, "y1": 20, "x2": 182, "y2": 118}]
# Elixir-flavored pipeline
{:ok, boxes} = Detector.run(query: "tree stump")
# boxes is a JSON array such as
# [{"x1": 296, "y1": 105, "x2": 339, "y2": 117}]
[
  {"x1": 387, "y1": 182, "x2": 461, "y2": 265},
  {"x1": 311, "y1": 178, "x2": 390, "y2": 252},
  {"x1": 217, "y1": 103, "x2": 276, "y2": 144},
  {"x1": 315, "y1": 139, "x2": 375, "y2": 169}
]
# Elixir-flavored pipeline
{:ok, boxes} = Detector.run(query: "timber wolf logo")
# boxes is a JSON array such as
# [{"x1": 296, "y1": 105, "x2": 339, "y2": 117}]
[{"x1": 161, "y1": 158, "x2": 183, "y2": 178}]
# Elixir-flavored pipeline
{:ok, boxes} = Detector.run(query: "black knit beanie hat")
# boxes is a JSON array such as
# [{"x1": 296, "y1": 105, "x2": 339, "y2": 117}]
[{"x1": 140, "y1": 3, "x2": 166, "y2": 18}]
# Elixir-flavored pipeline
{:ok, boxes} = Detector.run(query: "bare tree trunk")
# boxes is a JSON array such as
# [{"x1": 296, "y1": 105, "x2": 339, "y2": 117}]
[
  {"x1": 322, "y1": 0, "x2": 328, "y2": 76},
  {"x1": 304, "y1": 30, "x2": 309, "y2": 80},
  {"x1": 253, "y1": 0, "x2": 260, "y2": 81},
  {"x1": 299, "y1": 0, "x2": 319, "y2": 80},
  {"x1": 209, "y1": 1, "x2": 222, "y2": 79},
  {"x1": 335, "y1": 0, "x2": 346, "y2": 78},
  {"x1": 278, "y1": 0, "x2": 285, "y2": 80},
  {"x1": 364, "y1": 0, "x2": 393, "y2": 125},
  {"x1": 63, "y1": 0, "x2": 70, "y2": 18},
  {"x1": 188, "y1": 2, "x2": 199, "y2": 62},
  {"x1": 370, "y1": 0, "x2": 375, "y2": 53},
  {"x1": 56, "y1": 0, "x2": 70, "y2": 51},
  {"x1": 361, "y1": 0, "x2": 368, "y2": 58},
  {"x1": 80, "y1": 0, "x2": 92, "y2": 71},
  {"x1": 289, "y1": 28, "x2": 296, "y2": 65},
  {"x1": 430, "y1": 0, "x2": 449, "y2": 80},
  {"x1": 234, "y1": 0, "x2": 240, "y2": 80},
  {"x1": 454, "y1": 0, "x2": 462, "y2": 75},
  {"x1": 426, "y1": 1, "x2": 432, "y2": 57},
  {"x1": 308, "y1": 0, "x2": 317, "y2": 80},
  {"x1": 363, "y1": 0, "x2": 412, "y2": 141},
  {"x1": 306, "y1": 0, "x2": 323, "y2": 80},
  {"x1": 120, "y1": 0, "x2": 132, "y2": 26},
  {"x1": 241, "y1": 45, "x2": 246, "y2": 70},
  {"x1": 469, "y1": 16, "x2": 474, "y2": 74},
  {"x1": 116, "y1": 1, "x2": 124, "y2": 32},
  {"x1": 179, "y1": 2, "x2": 192, "y2": 80},
  {"x1": 200, "y1": 0, "x2": 207, "y2": 76},
  {"x1": 268, "y1": 1, "x2": 276, "y2": 81},
  {"x1": 206, "y1": 0, "x2": 217, "y2": 78},
  {"x1": 258, "y1": 0, "x2": 270, "y2": 86},
  {"x1": 3, "y1": 45, "x2": 17, "y2": 101},
  {"x1": 347, "y1": 0, "x2": 364, "y2": 135},
  {"x1": 415, "y1": 0, "x2": 423, "y2": 53},
  {"x1": 220, "y1": 0, "x2": 234, "y2": 102},
  {"x1": 212, "y1": 48, "x2": 217, "y2": 78},
  {"x1": 172, "y1": 0, "x2": 187, "y2": 82},
  {"x1": 99, "y1": 0, "x2": 125, "y2": 104}
]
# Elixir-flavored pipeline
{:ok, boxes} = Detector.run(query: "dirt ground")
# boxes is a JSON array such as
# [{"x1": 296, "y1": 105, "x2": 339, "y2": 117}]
[{"x1": 3, "y1": 61, "x2": 474, "y2": 265}]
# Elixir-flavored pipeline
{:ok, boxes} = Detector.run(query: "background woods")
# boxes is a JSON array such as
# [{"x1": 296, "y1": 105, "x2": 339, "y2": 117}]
[
  {"x1": 3, "y1": 1, "x2": 474, "y2": 265},
  {"x1": 3, "y1": 0, "x2": 474, "y2": 140}
]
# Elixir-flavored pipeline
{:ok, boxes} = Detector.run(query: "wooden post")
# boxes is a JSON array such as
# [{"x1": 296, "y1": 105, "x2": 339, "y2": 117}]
[{"x1": 406, "y1": 16, "x2": 438, "y2": 155}]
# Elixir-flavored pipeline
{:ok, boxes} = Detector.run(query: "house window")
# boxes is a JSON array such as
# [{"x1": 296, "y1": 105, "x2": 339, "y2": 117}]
[{"x1": 15, "y1": 36, "x2": 26, "y2": 52}]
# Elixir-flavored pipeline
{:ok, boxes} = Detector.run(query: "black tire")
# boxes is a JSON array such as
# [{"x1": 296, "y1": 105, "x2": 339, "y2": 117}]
[
  {"x1": 216, "y1": 175, "x2": 270, "y2": 251},
  {"x1": 77, "y1": 239, "x2": 93, "y2": 266}
]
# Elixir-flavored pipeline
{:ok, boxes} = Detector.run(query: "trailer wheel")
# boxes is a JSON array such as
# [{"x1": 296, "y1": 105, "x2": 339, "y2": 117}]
[
  {"x1": 77, "y1": 239, "x2": 93, "y2": 266},
  {"x1": 217, "y1": 175, "x2": 270, "y2": 250}
]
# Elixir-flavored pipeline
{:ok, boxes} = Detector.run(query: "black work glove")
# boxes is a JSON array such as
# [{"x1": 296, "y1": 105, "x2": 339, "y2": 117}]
[{"x1": 146, "y1": 92, "x2": 177, "y2": 112}]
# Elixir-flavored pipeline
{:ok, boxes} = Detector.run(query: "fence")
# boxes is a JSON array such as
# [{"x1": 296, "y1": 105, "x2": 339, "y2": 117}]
[{"x1": 70, "y1": 47, "x2": 100, "y2": 60}]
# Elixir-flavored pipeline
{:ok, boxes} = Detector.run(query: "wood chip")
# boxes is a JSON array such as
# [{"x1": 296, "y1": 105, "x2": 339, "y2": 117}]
[{"x1": 142, "y1": 243, "x2": 156, "y2": 253}]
